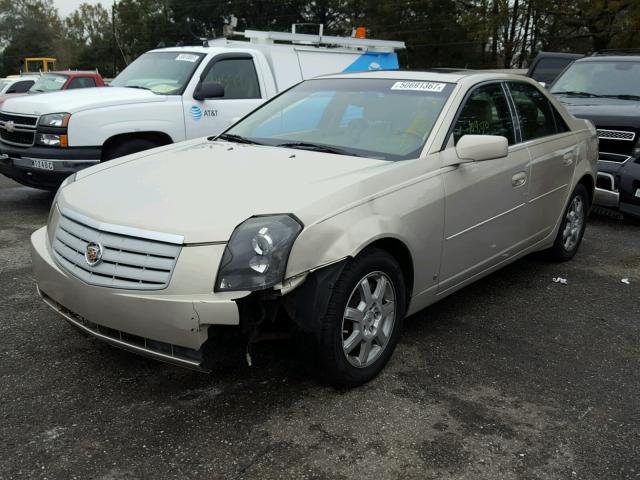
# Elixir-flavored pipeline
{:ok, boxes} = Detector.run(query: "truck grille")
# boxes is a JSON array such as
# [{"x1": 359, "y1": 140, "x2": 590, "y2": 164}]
[
  {"x1": 0, "y1": 112, "x2": 38, "y2": 147},
  {"x1": 0, "y1": 112, "x2": 38, "y2": 127},
  {"x1": 597, "y1": 129, "x2": 636, "y2": 141},
  {"x1": 0, "y1": 129, "x2": 35, "y2": 146},
  {"x1": 52, "y1": 212, "x2": 182, "y2": 290}
]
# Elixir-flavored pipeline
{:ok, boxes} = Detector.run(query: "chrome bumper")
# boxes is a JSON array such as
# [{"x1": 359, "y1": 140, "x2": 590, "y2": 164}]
[
  {"x1": 0, "y1": 153, "x2": 99, "y2": 173},
  {"x1": 594, "y1": 172, "x2": 620, "y2": 208}
]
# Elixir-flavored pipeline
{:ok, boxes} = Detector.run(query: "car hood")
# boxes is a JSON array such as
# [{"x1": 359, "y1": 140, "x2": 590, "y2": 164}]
[
  {"x1": 554, "y1": 95, "x2": 640, "y2": 128},
  {"x1": 1, "y1": 87, "x2": 164, "y2": 116},
  {"x1": 59, "y1": 140, "x2": 394, "y2": 243}
]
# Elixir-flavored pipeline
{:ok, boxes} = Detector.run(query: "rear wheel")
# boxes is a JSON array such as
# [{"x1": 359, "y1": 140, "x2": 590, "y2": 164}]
[
  {"x1": 548, "y1": 184, "x2": 589, "y2": 261},
  {"x1": 316, "y1": 248, "x2": 406, "y2": 387},
  {"x1": 103, "y1": 138, "x2": 159, "y2": 161}
]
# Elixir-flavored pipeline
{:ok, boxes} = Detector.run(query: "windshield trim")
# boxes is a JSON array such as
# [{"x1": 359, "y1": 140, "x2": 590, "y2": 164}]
[
  {"x1": 110, "y1": 51, "x2": 206, "y2": 96},
  {"x1": 219, "y1": 77, "x2": 456, "y2": 162}
]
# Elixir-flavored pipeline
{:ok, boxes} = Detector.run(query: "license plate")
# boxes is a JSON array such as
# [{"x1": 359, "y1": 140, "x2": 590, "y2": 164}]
[{"x1": 31, "y1": 159, "x2": 54, "y2": 171}]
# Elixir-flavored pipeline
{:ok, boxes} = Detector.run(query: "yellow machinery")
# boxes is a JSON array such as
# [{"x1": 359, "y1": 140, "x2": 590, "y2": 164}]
[{"x1": 23, "y1": 57, "x2": 57, "y2": 73}]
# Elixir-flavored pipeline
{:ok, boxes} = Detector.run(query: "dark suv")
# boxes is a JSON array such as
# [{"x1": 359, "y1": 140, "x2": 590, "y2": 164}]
[{"x1": 549, "y1": 53, "x2": 640, "y2": 218}]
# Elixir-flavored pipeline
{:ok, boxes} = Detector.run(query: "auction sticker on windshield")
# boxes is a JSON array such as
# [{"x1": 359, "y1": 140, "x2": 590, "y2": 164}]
[
  {"x1": 176, "y1": 54, "x2": 199, "y2": 63},
  {"x1": 391, "y1": 81, "x2": 447, "y2": 93}
]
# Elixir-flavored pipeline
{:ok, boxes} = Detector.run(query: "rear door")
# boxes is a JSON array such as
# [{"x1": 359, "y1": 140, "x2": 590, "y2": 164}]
[
  {"x1": 506, "y1": 81, "x2": 577, "y2": 239},
  {"x1": 184, "y1": 53, "x2": 264, "y2": 139},
  {"x1": 439, "y1": 82, "x2": 532, "y2": 293}
]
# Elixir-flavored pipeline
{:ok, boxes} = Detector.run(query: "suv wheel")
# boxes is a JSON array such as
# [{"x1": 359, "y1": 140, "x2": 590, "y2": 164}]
[{"x1": 316, "y1": 248, "x2": 406, "y2": 387}]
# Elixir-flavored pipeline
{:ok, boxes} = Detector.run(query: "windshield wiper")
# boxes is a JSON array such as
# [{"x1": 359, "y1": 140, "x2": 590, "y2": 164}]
[
  {"x1": 125, "y1": 85, "x2": 151, "y2": 91},
  {"x1": 215, "y1": 133, "x2": 263, "y2": 145},
  {"x1": 276, "y1": 141, "x2": 359, "y2": 157},
  {"x1": 551, "y1": 90, "x2": 601, "y2": 98},
  {"x1": 600, "y1": 94, "x2": 640, "y2": 101}
]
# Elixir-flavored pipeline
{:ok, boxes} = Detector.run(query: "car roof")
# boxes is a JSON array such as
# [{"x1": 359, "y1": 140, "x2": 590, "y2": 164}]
[
  {"x1": 320, "y1": 69, "x2": 533, "y2": 84},
  {"x1": 578, "y1": 55, "x2": 640, "y2": 62}
]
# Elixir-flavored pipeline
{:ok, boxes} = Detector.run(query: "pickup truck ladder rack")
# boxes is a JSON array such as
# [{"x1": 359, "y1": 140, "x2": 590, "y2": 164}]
[{"x1": 212, "y1": 29, "x2": 405, "y2": 53}]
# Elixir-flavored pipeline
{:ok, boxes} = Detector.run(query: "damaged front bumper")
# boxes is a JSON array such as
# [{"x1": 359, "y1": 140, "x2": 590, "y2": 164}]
[{"x1": 30, "y1": 226, "x2": 244, "y2": 371}]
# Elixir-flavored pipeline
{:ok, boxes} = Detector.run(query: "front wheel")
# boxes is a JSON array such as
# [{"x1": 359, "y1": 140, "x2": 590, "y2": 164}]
[
  {"x1": 316, "y1": 248, "x2": 406, "y2": 387},
  {"x1": 103, "y1": 138, "x2": 159, "y2": 161},
  {"x1": 548, "y1": 184, "x2": 589, "y2": 261}
]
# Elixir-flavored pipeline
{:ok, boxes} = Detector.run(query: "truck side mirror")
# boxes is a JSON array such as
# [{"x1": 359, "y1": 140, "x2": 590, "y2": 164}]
[{"x1": 194, "y1": 82, "x2": 224, "y2": 101}]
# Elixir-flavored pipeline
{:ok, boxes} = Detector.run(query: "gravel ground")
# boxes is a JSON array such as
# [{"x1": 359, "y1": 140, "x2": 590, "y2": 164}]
[{"x1": 0, "y1": 174, "x2": 638, "y2": 480}]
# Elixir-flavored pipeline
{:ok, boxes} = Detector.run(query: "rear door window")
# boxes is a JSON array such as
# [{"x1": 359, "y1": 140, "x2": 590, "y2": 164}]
[
  {"x1": 67, "y1": 77, "x2": 97, "y2": 89},
  {"x1": 508, "y1": 82, "x2": 560, "y2": 141}
]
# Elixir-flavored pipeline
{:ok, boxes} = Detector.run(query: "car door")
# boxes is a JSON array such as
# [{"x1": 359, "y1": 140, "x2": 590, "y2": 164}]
[
  {"x1": 184, "y1": 54, "x2": 264, "y2": 139},
  {"x1": 438, "y1": 82, "x2": 532, "y2": 293},
  {"x1": 507, "y1": 81, "x2": 577, "y2": 239}
]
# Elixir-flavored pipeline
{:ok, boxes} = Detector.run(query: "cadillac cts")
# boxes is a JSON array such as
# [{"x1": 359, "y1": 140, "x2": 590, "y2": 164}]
[{"x1": 31, "y1": 71, "x2": 597, "y2": 386}]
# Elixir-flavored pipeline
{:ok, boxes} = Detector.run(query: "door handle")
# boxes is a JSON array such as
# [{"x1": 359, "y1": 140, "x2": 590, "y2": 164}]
[
  {"x1": 562, "y1": 152, "x2": 574, "y2": 165},
  {"x1": 512, "y1": 172, "x2": 527, "y2": 188}
]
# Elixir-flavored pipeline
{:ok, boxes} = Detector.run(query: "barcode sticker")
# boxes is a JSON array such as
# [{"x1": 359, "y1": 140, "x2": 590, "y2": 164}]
[
  {"x1": 391, "y1": 81, "x2": 447, "y2": 92},
  {"x1": 176, "y1": 54, "x2": 199, "y2": 63}
]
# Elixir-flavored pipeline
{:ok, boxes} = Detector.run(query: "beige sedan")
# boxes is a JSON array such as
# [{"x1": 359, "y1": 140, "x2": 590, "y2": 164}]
[{"x1": 31, "y1": 71, "x2": 597, "y2": 386}]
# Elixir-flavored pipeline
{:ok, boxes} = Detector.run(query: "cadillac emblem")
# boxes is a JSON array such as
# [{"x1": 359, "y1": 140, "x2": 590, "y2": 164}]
[
  {"x1": 85, "y1": 242, "x2": 103, "y2": 267},
  {"x1": 4, "y1": 121, "x2": 15, "y2": 133}
]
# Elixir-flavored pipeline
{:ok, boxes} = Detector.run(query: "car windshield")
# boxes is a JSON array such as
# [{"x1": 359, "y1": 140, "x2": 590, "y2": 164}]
[
  {"x1": 551, "y1": 61, "x2": 640, "y2": 98},
  {"x1": 224, "y1": 78, "x2": 455, "y2": 161},
  {"x1": 110, "y1": 51, "x2": 205, "y2": 95},
  {"x1": 30, "y1": 74, "x2": 68, "y2": 93}
]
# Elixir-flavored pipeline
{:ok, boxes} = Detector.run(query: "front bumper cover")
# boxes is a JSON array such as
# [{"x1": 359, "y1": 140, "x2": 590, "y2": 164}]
[
  {"x1": 31, "y1": 226, "x2": 244, "y2": 370},
  {"x1": 594, "y1": 158, "x2": 640, "y2": 218},
  {"x1": 0, "y1": 143, "x2": 101, "y2": 189}
]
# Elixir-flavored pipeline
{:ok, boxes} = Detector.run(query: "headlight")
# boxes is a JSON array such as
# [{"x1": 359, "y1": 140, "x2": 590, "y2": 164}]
[
  {"x1": 39, "y1": 113, "x2": 70, "y2": 128},
  {"x1": 215, "y1": 215, "x2": 303, "y2": 292},
  {"x1": 37, "y1": 133, "x2": 68, "y2": 147}
]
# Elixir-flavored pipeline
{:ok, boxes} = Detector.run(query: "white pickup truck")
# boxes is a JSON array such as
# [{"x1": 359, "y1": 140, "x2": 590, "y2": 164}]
[{"x1": 0, "y1": 29, "x2": 404, "y2": 189}]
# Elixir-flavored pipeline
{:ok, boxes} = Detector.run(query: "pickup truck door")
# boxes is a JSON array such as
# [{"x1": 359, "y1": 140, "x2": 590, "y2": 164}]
[{"x1": 183, "y1": 53, "x2": 265, "y2": 140}]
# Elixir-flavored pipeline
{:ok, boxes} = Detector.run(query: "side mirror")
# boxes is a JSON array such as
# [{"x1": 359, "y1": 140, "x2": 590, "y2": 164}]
[
  {"x1": 444, "y1": 135, "x2": 508, "y2": 166},
  {"x1": 193, "y1": 82, "x2": 224, "y2": 101}
]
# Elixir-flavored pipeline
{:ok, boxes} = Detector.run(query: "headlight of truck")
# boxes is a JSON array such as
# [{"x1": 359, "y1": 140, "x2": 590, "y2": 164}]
[
  {"x1": 37, "y1": 133, "x2": 68, "y2": 147},
  {"x1": 215, "y1": 215, "x2": 303, "y2": 292},
  {"x1": 39, "y1": 113, "x2": 71, "y2": 128}
]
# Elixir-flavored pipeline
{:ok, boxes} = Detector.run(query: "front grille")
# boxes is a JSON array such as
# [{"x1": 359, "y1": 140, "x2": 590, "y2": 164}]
[
  {"x1": 597, "y1": 129, "x2": 636, "y2": 141},
  {"x1": 0, "y1": 112, "x2": 38, "y2": 127},
  {"x1": 52, "y1": 213, "x2": 182, "y2": 290},
  {"x1": 0, "y1": 128, "x2": 35, "y2": 146},
  {"x1": 599, "y1": 152, "x2": 631, "y2": 163}
]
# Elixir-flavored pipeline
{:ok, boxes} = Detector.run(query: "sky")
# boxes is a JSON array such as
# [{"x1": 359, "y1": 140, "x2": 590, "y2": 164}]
[{"x1": 53, "y1": 0, "x2": 109, "y2": 17}]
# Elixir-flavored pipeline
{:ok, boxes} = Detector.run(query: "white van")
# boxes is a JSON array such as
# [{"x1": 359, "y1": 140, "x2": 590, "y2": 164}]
[{"x1": 0, "y1": 29, "x2": 404, "y2": 189}]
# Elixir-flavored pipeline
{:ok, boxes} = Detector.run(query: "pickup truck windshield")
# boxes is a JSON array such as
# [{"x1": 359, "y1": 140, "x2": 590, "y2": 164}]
[
  {"x1": 551, "y1": 61, "x2": 640, "y2": 98},
  {"x1": 224, "y1": 78, "x2": 455, "y2": 161},
  {"x1": 110, "y1": 51, "x2": 205, "y2": 95},
  {"x1": 30, "y1": 74, "x2": 68, "y2": 93}
]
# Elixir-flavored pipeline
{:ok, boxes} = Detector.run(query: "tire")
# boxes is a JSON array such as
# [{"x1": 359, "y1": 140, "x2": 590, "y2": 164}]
[
  {"x1": 103, "y1": 138, "x2": 159, "y2": 161},
  {"x1": 548, "y1": 184, "x2": 589, "y2": 261},
  {"x1": 315, "y1": 247, "x2": 406, "y2": 387}
]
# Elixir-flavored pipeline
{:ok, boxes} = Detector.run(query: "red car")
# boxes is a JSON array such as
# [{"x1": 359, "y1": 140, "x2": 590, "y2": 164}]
[{"x1": 0, "y1": 71, "x2": 105, "y2": 107}]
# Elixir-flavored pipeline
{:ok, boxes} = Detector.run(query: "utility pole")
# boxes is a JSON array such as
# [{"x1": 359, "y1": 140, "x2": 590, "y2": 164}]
[{"x1": 112, "y1": 1, "x2": 117, "y2": 77}]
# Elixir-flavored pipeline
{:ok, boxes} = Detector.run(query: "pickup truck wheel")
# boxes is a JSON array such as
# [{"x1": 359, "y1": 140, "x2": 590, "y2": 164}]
[
  {"x1": 316, "y1": 248, "x2": 406, "y2": 387},
  {"x1": 548, "y1": 184, "x2": 588, "y2": 261},
  {"x1": 103, "y1": 138, "x2": 159, "y2": 161}
]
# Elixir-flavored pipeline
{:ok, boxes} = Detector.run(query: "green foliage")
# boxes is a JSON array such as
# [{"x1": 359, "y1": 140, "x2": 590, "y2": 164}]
[{"x1": 0, "y1": 0, "x2": 638, "y2": 77}]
